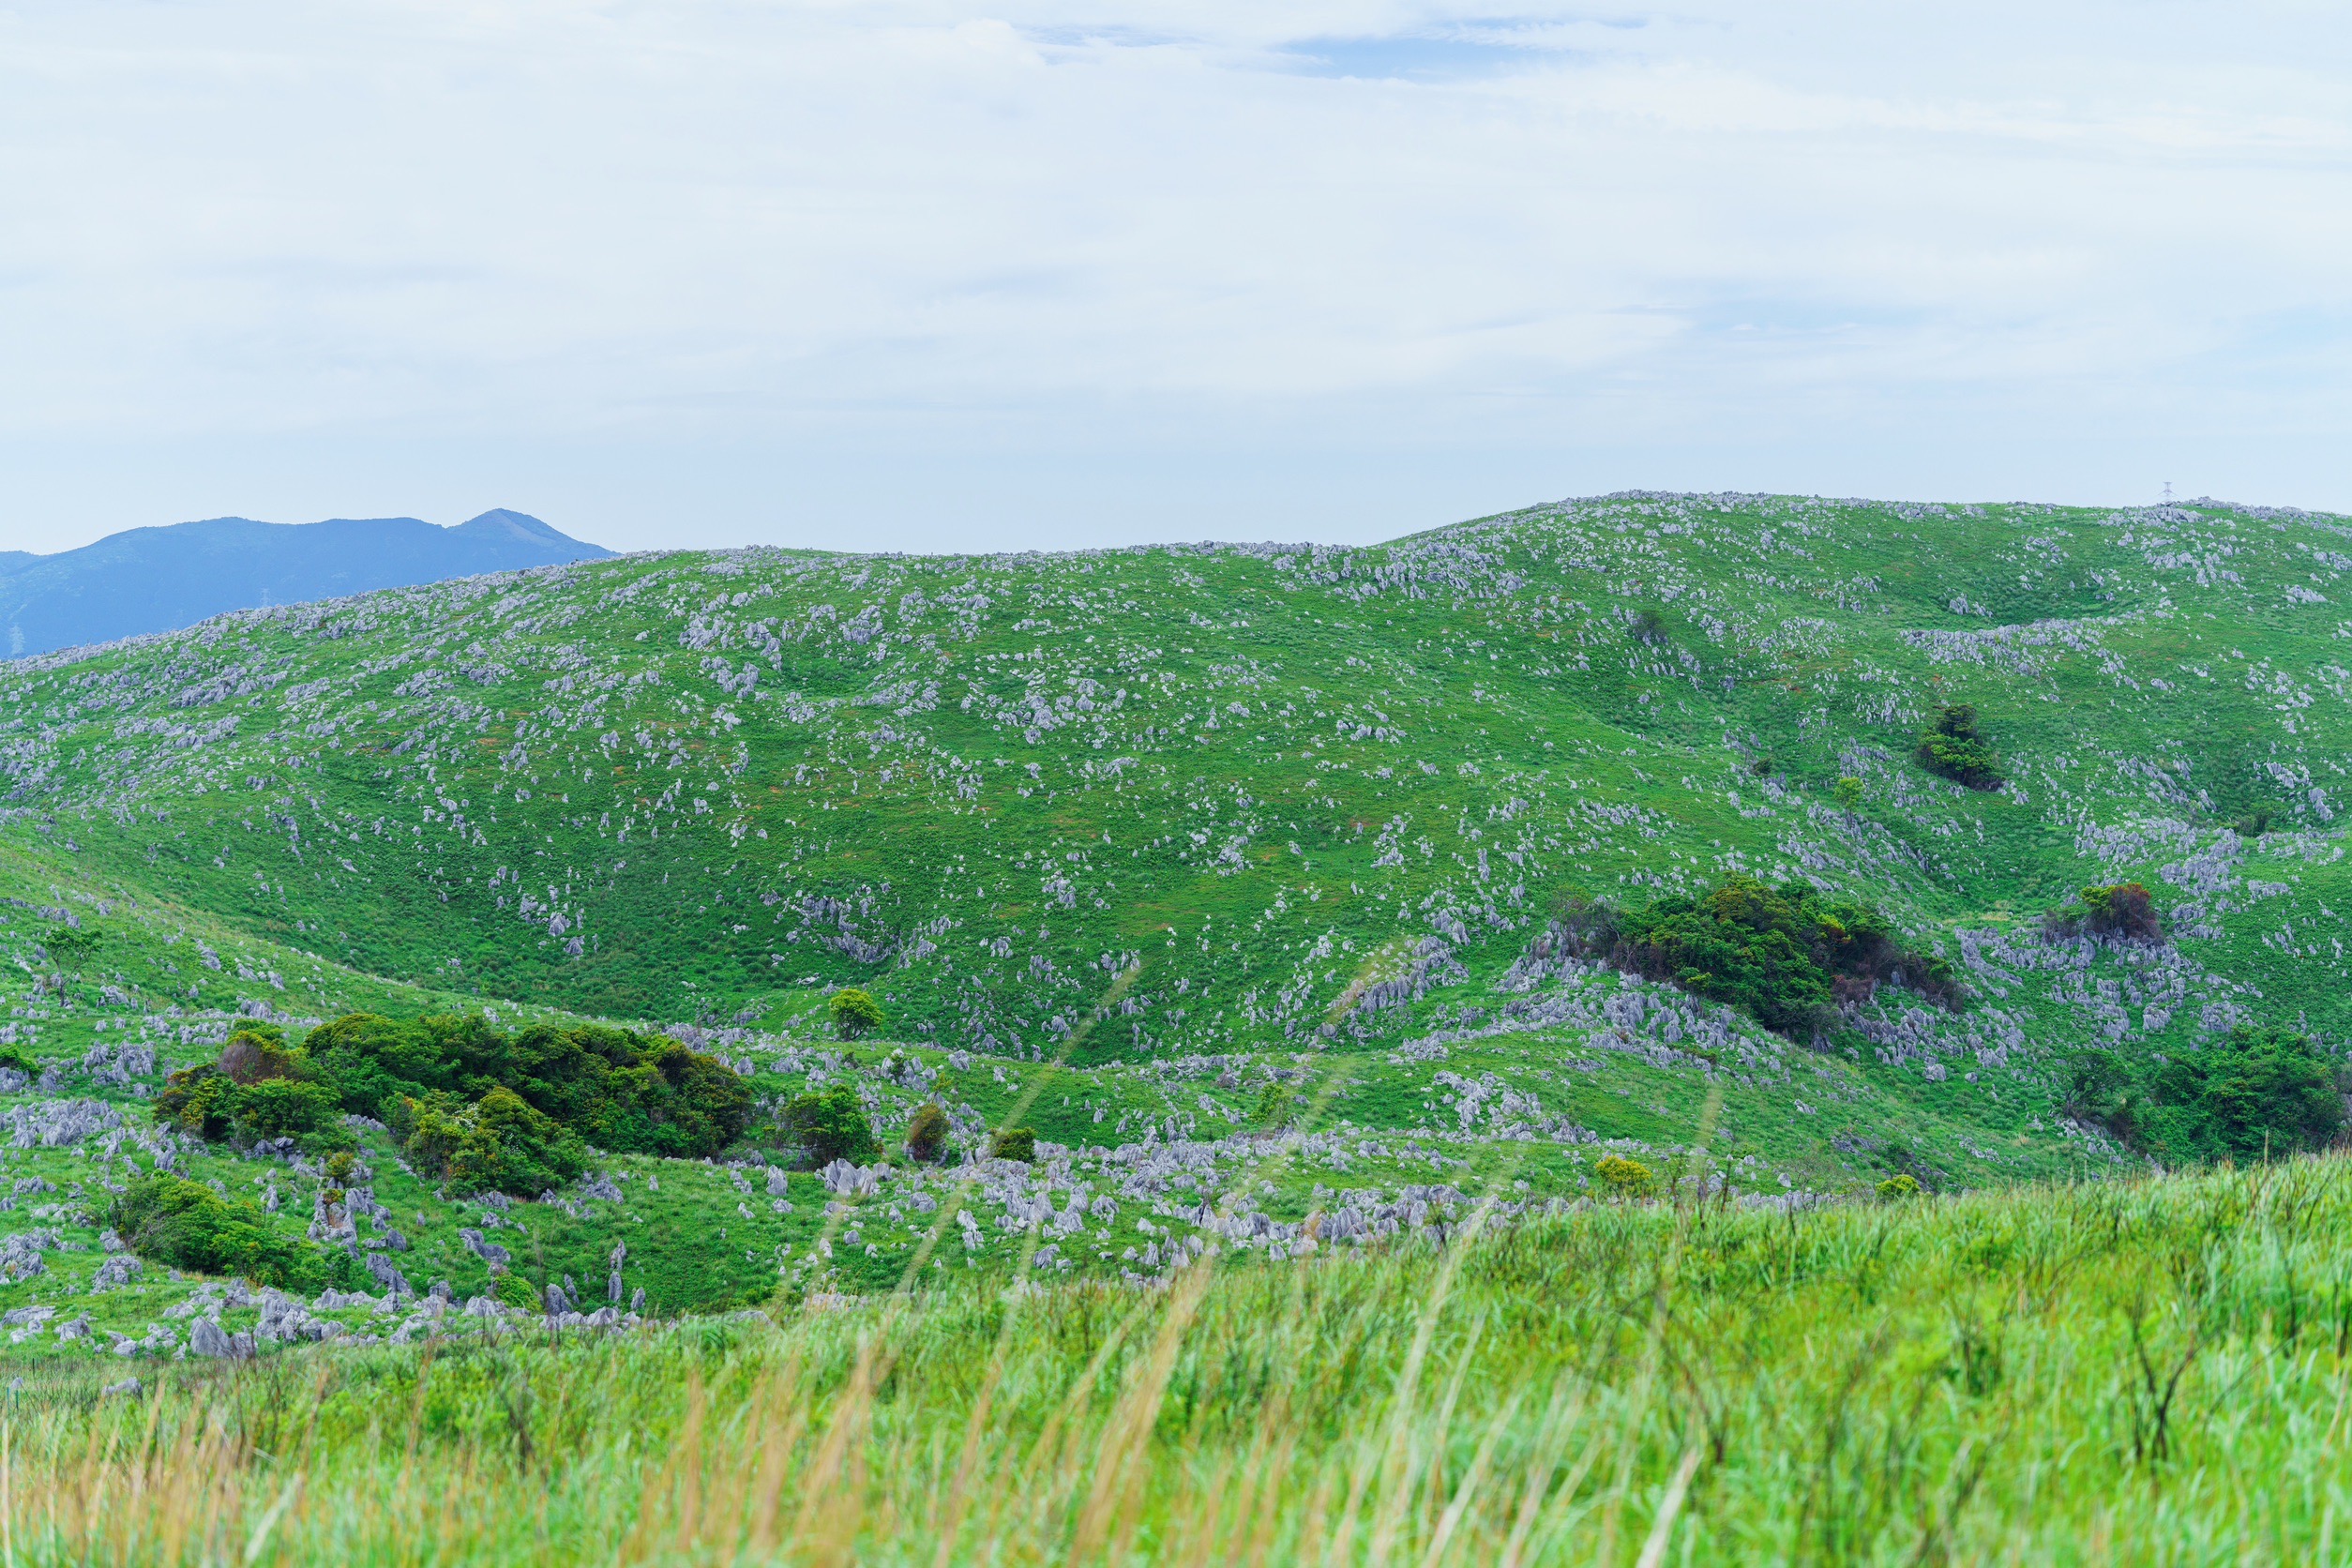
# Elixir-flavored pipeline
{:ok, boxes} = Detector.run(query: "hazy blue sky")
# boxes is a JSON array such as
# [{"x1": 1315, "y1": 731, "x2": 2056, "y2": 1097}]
[{"x1": 4, "y1": 2, "x2": 2348, "y2": 553}]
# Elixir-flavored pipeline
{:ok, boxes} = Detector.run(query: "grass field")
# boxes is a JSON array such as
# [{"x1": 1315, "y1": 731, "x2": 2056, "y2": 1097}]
[{"x1": 11, "y1": 1154, "x2": 2352, "y2": 1565}]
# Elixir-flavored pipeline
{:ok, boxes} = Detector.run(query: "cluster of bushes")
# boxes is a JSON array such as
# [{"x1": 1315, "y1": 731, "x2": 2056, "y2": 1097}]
[
  {"x1": 2065, "y1": 1026, "x2": 2346, "y2": 1164},
  {"x1": 107, "y1": 1173, "x2": 323, "y2": 1289},
  {"x1": 1916, "y1": 703, "x2": 2003, "y2": 790},
  {"x1": 779, "y1": 1084, "x2": 882, "y2": 1166},
  {"x1": 156, "y1": 1025, "x2": 352, "y2": 1153},
  {"x1": 158, "y1": 1013, "x2": 751, "y2": 1196},
  {"x1": 2045, "y1": 882, "x2": 2164, "y2": 943},
  {"x1": 306, "y1": 1012, "x2": 751, "y2": 1160},
  {"x1": 1557, "y1": 877, "x2": 1960, "y2": 1040}
]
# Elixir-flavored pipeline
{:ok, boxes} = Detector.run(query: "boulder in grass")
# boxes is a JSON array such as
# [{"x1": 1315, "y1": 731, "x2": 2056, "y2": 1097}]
[
  {"x1": 458, "y1": 1229, "x2": 511, "y2": 1268},
  {"x1": 366, "y1": 1252, "x2": 414, "y2": 1298},
  {"x1": 188, "y1": 1317, "x2": 255, "y2": 1361}
]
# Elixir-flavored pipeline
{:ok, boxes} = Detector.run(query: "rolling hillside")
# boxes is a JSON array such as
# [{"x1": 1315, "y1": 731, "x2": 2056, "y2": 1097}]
[{"x1": 0, "y1": 490, "x2": 2344, "y2": 1337}]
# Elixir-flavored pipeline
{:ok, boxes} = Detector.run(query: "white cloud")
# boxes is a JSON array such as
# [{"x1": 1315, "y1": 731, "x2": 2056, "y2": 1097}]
[{"x1": 0, "y1": 1, "x2": 2347, "y2": 550}]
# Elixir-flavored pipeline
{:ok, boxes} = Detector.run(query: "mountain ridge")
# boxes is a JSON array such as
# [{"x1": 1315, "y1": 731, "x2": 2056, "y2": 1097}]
[{"x1": 0, "y1": 508, "x2": 611, "y2": 658}]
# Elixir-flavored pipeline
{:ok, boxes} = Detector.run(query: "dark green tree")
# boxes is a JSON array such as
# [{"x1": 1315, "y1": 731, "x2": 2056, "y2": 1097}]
[
  {"x1": 2146, "y1": 1026, "x2": 2345, "y2": 1164},
  {"x1": 782, "y1": 1084, "x2": 880, "y2": 1166},
  {"x1": 1602, "y1": 875, "x2": 1960, "y2": 1040},
  {"x1": 1916, "y1": 703, "x2": 2004, "y2": 790},
  {"x1": 402, "y1": 1087, "x2": 589, "y2": 1197}
]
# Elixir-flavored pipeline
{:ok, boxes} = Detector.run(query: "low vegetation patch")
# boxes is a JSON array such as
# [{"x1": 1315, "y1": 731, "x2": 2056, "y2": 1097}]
[
  {"x1": 1916, "y1": 701, "x2": 2003, "y2": 790},
  {"x1": 158, "y1": 1014, "x2": 750, "y2": 1196},
  {"x1": 779, "y1": 1084, "x2": 880, "y2": 1167},
  {"x1": 1560, "y1": 877, "x2": 1960, "y2": 1039},
  {"x1": 2066, "y1": 1025, "x2": 2345, "y2": 1162},
  {"x1": 903, "y1": 1101, "x2": 950, "y2": 1163},
  {"x1": 107, "y1": 1173, "x2": 318, "y2": 1289},
  {"x1": 1592, "y1": 1153, "x2": 1655, "y2": 1198},
  {"x1": 30, "y1": 1162, "x2": 2352, "y2": 1562},
  {"x1": 2045, "y1": 882, "x2": 2164, "y2": 942}
]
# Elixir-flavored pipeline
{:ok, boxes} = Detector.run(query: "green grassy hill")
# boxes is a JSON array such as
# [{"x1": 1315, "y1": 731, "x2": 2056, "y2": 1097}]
[{"x1": 0, "y1": 490, "x2": 2344, "y2": 1336}]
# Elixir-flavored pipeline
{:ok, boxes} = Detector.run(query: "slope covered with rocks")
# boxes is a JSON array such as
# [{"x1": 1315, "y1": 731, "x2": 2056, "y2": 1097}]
[{"x1": 0, "y1": 490, "x2": 2344, "y2": 1350}]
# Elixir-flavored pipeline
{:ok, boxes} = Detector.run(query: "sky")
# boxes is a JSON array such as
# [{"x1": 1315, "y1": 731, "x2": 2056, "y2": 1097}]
[{"x1": 2, "y1": 1, "x2": 2349, "y2": 555}]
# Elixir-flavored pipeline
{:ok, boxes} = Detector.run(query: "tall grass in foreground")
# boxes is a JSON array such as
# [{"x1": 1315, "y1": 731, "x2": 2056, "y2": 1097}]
[{"x1": 12, "y1": 1161, "x2": 2352, "y2": 1564}]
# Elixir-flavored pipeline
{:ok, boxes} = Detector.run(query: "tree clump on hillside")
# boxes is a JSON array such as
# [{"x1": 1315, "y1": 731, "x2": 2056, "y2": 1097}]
[
  {"x1": 403, "y1": 1087, "x2": 588, "y2": 1195},
  {"x1": 2045, "y1": 882, "x2": 2164, "y2": 943},
  {"x1": 780, "y1": 1084, "x2": 880, "y2": 1167},
  {"x1": 2067, "y1": 1028, "x2": 2345, "y2": 1166},
  {"x1": 109, "y1": 1173, "x2": 319, "y2": 1289},
  {"x1": 306, "y1": 1012, "x2": 751, "y2": 1162},
  {"x1": 1557, "y1": 877, "x2": 1961, "y2": 1041},
  {"x1": 1916, "y1": 702, "x2": 2004, "y2": 790},
  {"x1": 904, "y1": 1102, "x2": 951, "y2": 1164},
  {"x1": 157, "y1": 1013, "x2": 751, "y2": 1197},
  {"x1": 829, "y1": 988, "x2": 884, "y2": 1040},
  {"x1": 155, "y1": 1023, "x2": 352, "y2": 1154},
  {"x1": 2155, "y1": 1028, "x2": 2341, "y2": 1164}
]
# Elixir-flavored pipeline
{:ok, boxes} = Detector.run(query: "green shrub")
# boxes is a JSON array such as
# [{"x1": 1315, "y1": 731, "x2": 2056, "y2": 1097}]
[
  {"x1": 905, "y1": 1102, "x2": 951, "y2": 1163},
  {"x1": 1593, "y1": 1154, "x2": 1655, "y2": 1199},
  {"x1": 1916, "y1": 703, "x2": 2003, "y2": 790},
  {"x1": 2235, "y1": 807, "x2": 2274, "y2": 839},
  {"x1": 303, "y1": 1012, "x2": 478, "y2": 1111},
  {"x1": 2062, "y1": 1048, "x2": 2135, "y2": 1128},
  {"x1": 232, "y1": 1078, "x2": 341, "y2": 1141},
  {"x1": 155, "y1": 1064, "x2": 243, "y2": 1141},
  {"x1": 1252, "y1": 1080, "x2": 1293, "y2": 1129},
  {"x1": 1585, "y1": 876, "x2": 1960, "y2": 1040},
  {"x1": 781, "y1": 1084, "x2": 880, "y2": 1167},
  {"x1": 1877, "y1": 1173, "x2": 1922, "y2": 1201},
  {"x1": 2047, "y1": 883, "x2": 2164, "y2": 943},
  {"x1": 403, "y1": 1087, "x2": 591, "y2": 1197},
  {"x1": 989, "y1": 1127, "x2": 1037, "y2": 1164},
  {"x1": 829, "y1": 988, "x2": 884, "y2": 1040},
  {"x1": 2145, "y1": 1026, "x2": 2345, "y2": 1165},
  {"x1": 109, "y1": 1174, "x2": 314, "y2": 1288},
  {"x1": 506, "y1": 1022, "x2": 754, "y2": 1158},
  {"x1": 0, "y1": 1045, "x2": 36, "y2": 1078},
  {"x1": 301, "y1": 1012, "x2": 750, "y2": 1159},
  {"x1": 1834, "y1": 776, "x2": 1864, "y2": 813},
  {"x1": 219, "y1": 1023, "x2": 306, "y2": 1085}
]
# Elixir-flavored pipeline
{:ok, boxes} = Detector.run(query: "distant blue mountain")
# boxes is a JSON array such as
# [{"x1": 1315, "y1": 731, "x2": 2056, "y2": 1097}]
[{"x1": 1, "y1": 509, "x2": 612, "y2": 659}]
